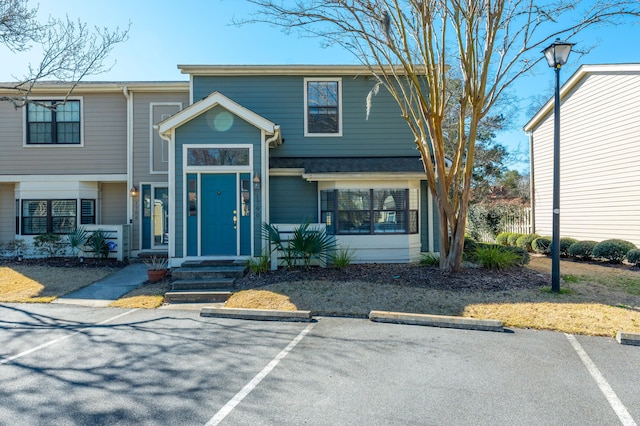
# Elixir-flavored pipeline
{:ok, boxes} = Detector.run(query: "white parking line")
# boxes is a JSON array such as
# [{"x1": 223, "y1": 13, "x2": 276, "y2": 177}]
[
  {"x1": 205, "y1": 322, "x2": 316, "y2": 426},
  {"x1": 0, "y1": 309, "x2": 138, "y2": 366},
  {"x1": 565, "y1": 333, "x2": 637, "y2": 426}
]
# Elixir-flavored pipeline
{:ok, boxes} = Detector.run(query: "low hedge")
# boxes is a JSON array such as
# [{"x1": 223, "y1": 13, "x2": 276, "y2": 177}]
[
  {"x1": 495, "y1": 232, "x2": 510, "y2": 246},
  {"x1": 507, "y1": 233, "x2": 524, "y2": 247},
  {"x1": 532, "y1": 237, "x2": 551, "y2": 255},
  {"x1": 516, "y1": 233, "x2": 541, "y2": 253},
  {"x1": 568, "y1": 240, "x2": 598, "y2": 260},
  {"x1": 626, "y1": 249, "x2": 640, "y2": 266},
  {"x1": 593, "y1": 239, "x2": 637, "y2": 263}
]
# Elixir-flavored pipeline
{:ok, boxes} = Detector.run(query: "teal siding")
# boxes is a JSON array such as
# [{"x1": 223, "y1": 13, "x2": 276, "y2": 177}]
[
  {"x1": 174, "y1": 105, "x2": 263, "y2": 258},
  {"x1": 192, "y1": 75, "x2": 417, "y2": 158},
  {"x1": 269, "y1": 176, "x2": 318, "y2": 224}
]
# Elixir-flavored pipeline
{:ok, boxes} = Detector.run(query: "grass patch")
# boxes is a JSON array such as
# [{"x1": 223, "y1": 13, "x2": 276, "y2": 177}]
[
  {"x1": 226, "y1": 289, "x2": 297, "y2": 311},
  {"x1": 0, "y1": 264, "x2": 118, "y2": 303},
  {"x1": 561, "y1": 274, "x2": 579, "y2": 283},
  {"x1": 109, "y1": 281, "x2": 171, "y2": 309}
]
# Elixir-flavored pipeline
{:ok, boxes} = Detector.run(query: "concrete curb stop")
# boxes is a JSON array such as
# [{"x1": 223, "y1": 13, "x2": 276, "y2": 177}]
[
  {"x1": 369, "y1": 310, "x2": 504, "y2": 332},
  {"x1": 616, "y1": 331, "x2": 640, "y2": 346},
  {"x1": 200, "y1": 307, "x2": 313, "y2": 322}
]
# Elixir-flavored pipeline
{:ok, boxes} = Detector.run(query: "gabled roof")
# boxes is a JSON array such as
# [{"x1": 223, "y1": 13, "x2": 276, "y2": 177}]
[
  {"x1": 523, "y1": 63, "x2": 640, "y2": 132},
  {"x1": 157, "y1": 91, "x2": 281, "y2": 143}
]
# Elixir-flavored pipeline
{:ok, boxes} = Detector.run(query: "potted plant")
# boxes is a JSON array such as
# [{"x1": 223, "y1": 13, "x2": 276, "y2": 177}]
[{"x1": 143, "y1": 255, "x2": 169, "y2": 282}]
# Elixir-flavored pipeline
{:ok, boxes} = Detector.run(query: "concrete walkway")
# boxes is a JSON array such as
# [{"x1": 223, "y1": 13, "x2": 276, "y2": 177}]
[{"x1": 53, "y1": 263, "x2": 148, "y2": 307}]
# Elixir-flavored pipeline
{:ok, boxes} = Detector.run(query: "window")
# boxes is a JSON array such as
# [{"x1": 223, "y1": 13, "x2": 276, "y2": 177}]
[
  {"x1": 321, "y1": 189, "x2": 419, "y2": 235},
  {"x1": 22, "y1": 200, "x2": 78, "y2": 235},
  {"x1": 26, "y1": 100, "x2": 81, "y2": 144},
  {"x1": 81, "y1": 200, "x2": 96, "y2": 224},
  {"x1": 187, "y1": 147, "x2": 250, "y2": 166},
  {"x1": 305, "y1": 79, "x2": 341, "y2": 136}
]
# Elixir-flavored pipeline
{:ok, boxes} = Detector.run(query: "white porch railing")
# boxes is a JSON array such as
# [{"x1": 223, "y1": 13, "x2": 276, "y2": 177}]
[
  {"x1": 81, "y1": 224, "x2": 131, "y2": 261},
  {"x1": 268, "y1": 223, "x2": 328, "y2": 269}
]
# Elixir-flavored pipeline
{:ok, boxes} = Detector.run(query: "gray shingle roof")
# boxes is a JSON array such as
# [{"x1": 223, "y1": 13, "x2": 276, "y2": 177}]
[{"x1": 269, "y1": 157, "x2": 425, "y2": 173}]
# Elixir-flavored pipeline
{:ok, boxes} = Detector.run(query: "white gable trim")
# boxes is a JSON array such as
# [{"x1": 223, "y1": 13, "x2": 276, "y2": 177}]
[{"x1": 157, "y1": 91, "x2": 278, "y2": 136}]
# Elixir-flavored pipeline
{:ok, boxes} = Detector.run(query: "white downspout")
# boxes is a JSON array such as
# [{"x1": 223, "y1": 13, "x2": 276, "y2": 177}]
[{"x1": 123, "y1": 86, "x2": 133, "y2": 228}]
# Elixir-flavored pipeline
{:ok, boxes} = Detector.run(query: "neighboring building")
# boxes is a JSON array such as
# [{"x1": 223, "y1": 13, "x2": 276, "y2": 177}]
[
  {"x1": 0, "y1": 65, "x2": 441, "y2": 266},
  {"x1": 524, "y1": 64, "x2": 640, "y2": 246}
]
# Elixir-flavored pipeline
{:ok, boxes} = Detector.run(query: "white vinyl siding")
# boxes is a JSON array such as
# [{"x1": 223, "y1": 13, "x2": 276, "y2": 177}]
[{"x1": 531, "y1": 72, "x2": 640, "y2": 245}]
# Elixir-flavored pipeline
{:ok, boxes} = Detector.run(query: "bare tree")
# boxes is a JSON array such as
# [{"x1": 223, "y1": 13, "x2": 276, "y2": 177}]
[
  {"x1": 245, "y1": 0, "x2": 640, "y2": 272},
  {"x1": 0, "y1": 0, "x2": 129, "y2": 107}
]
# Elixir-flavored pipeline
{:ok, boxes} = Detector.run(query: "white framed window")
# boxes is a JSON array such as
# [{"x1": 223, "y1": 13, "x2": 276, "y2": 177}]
[
  {"x1": 183, "y1": 144, "x2": 253, "y2": 172},
  {"x1": 304, "y1": 78, "x2": 342, "y2": 137},
  {"x1": 25, "y1": 99, "x2": 83, "y2": 145}
]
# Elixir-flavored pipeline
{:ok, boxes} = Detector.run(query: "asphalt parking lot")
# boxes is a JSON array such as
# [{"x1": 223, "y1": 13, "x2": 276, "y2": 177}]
[{"x1": 0, "y1": 303, "x2": 638, "y2": 425}]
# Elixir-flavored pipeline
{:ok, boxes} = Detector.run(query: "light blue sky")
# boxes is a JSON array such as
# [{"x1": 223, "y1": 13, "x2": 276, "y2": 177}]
[{"x1": 1, "y1": 0, "x2": 639, "y2": 172}]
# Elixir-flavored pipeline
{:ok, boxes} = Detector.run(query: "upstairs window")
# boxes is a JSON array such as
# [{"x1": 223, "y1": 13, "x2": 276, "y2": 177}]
[
  {"x1": 305, "y1": 78, "x2": 341, "y2": 136},
  {"x1": 26, "y1": 100, "x2": 81, "y2": 145}
]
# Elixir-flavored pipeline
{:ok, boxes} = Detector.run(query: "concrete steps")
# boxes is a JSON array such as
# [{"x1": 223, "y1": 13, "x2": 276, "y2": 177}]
[{"x1": 165, "y1": 260, "x2": 247, "y2": 304}]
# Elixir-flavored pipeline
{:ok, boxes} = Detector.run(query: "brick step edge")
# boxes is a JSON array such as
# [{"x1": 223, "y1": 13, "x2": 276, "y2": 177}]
[
  {"x1": 616, "y1": 331, "x2": 640, "y2": 346},
  {"x1": 200, "y1": 307, "x2": 313, "y2": 322},
  {"x1": 369, "y1": 310, "x2": 504, "y2": 332}
]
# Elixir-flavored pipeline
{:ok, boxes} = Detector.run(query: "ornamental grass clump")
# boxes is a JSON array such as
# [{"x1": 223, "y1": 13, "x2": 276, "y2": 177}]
[
  {"x1": 474, "y1": 244, "x2": 522, "y2": 270},
  {"x1": 592, "y1": 239, "x2": 637, "y2": 263},
  {"x1": 567, "y1": 240, "x2": 598, "y2": 260}
]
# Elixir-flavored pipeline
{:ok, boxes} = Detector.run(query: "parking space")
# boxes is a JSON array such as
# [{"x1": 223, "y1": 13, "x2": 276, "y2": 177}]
[{"x1": 0, "y1": 304, "x2": 638, "y2": 425}]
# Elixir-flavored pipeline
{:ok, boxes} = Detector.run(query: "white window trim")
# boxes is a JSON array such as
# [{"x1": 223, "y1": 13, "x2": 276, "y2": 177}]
[
  {"x1": 150, "y1": 102, "x2": 182, "y2": 175},
  {"x1": 183, "y1": 144, "x2": 253, "y2": 172},
  {"x1": 22, "y1": 96, "x2": 85, "y2": 147},
  {"x1": 304, "y1": 77, "x2": 343, "y2": 137}
]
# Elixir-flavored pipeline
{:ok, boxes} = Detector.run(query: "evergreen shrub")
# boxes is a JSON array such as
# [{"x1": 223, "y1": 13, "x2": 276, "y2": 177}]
[
  {"x1": 567, "y1": 240, "x2": 598, "y2": 260},
  {"x1": 532, "y1": 237, "x2": 552, "y2": 255},
  {"x1": 592, "y1": 239, "x2": 637, "y2": 263}
]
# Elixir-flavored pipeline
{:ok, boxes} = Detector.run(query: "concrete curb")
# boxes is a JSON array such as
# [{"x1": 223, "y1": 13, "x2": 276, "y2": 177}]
[
  {"x1": 200, "y1": 307, "x2": 313, "y2": 322},
  {"x1": 369, "y1": 310, "x2": 504, "y2": 332},
  {"x1": 616, "y1": 331, "x2": 640, "y2": 346}
]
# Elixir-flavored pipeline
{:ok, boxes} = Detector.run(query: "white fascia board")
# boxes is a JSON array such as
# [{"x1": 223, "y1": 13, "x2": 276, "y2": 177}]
[
  {"x1": 178, "y1": 64, "x2": 374, "y2": 76},
  {"x1": 523, "y1": 63, "x2": 640, "y2": 132},
  {"x1": 302, "y1": 172, "x2": 427, "y2": 182},
  {"x1": 269, "y1": 168, "x2": 305, "y2": 177},
  {"x1": 0, "y1": 174, "x2": 127, "y2": 182},
  {"x1": 157, "y1": 91, "x2": 277, "y2": 137},
  {"x1": 0, "y1": 82, "x2": 188, "y2": 95}
]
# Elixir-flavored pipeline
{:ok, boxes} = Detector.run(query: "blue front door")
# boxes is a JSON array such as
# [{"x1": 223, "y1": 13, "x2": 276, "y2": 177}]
[{"x1": 201, "y1": 174, "x2": 237, "y2": 255}]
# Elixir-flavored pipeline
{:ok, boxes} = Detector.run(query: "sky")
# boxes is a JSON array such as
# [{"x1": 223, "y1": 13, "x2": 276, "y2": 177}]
[{"x1": 1, "y1": 0, "x2": 639, "y2": 173}]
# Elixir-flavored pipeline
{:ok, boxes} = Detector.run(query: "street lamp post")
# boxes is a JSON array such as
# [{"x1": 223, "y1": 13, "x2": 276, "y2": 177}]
[{"x1": 543, "y1": 39, "x2": 574, "y2": 293}]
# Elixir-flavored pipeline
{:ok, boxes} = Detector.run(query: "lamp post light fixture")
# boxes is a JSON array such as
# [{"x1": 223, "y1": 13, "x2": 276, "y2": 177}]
[{"x1": 543, "y1": 38, "x2": 574, "y2": 293}]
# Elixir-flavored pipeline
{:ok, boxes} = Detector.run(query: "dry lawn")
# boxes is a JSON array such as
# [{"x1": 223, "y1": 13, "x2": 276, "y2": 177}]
[
  {"x1": 227, "y1": 256, "x2": 640, "y2": 337},
  {"x1": 0, "y1": 264, "x2": 119, "y2": 303},
  {"x1": 109, "y1": 281, "x2": 170, "y2": 309}
]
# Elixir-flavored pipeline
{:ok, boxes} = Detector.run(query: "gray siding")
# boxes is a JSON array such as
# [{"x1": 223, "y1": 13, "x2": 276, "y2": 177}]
[
  {"x1": 174, "y1": 105, "x2": 263, "y2": 257},
  {"x1": 531, "y1": 72, "x2": 640, "y2": 245},
  {"x1": 0, "y1": 184, "x2": 15, "y2": 244},
  {"x1": 269, "y1": 176, "x2": 318, "y2": 223},
  {"x1": 192, "y1": 75, "x2": 417, "y2": 158},
  {"x1": 0, "y1": 92, "x2": 127, "y2": 175},
  {"x1": 100, "y1": 183, "x2": 127, "y2": 224}
]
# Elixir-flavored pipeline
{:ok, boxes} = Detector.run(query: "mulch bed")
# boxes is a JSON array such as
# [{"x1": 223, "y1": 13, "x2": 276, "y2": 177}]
[{"x1": 236, "y1": 263, "x2": 551, "y2": 292}]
